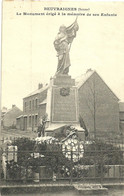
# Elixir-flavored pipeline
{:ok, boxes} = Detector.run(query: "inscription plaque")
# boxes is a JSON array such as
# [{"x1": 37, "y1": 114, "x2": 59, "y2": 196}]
[{"x1": 52, "y1": 87, "x2": 78, "y2": 122}]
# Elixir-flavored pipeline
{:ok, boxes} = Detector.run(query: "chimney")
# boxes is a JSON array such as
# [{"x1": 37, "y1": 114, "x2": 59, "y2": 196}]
[
  {"x1": 38, "y1": 83, "x2": 43, "y2": 89},
  {"x1": 12, "y1": 104, "x2": 16, "y2": 108},
  {"x1": 3, "y1": 107, "x2": 7, "y2": 110},
  {"x1": 86, "y1": 68, "x2": 92, "y2": 73}
]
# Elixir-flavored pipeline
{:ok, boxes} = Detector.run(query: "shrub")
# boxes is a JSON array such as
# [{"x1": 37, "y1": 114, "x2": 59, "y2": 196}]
[
  {"x1": 78, "y1": 140, "x2": 124, "y2": 177},
  {"x1": 9, "y1": 137, "x2": 124, "y2": 179},
  {"x1": 12, "y1": 137, "x2": 36, "y2": 166},
  {"x1": 6, "y1": 160, "x2": 21, "y2": 180},
  {"x1": 81, "y1": 140, "x2": 123, "y2": 165}
]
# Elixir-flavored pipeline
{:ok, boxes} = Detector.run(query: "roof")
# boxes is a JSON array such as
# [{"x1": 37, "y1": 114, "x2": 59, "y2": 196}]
[
  {"x1": 16, "y1": 115, "x2": 23, "y2": 119},
  {"x1": 119, "y1": 102, "x2": 124, "y2": 112},
  {"x1": 39, "y1": 98, "x2": 47, "y2": 105},
  {"x1": 1, "y1": 107, "x2": 8, "y2": 113},
  {"x1": 23, "y1": 69, "x2": 119, "y2": 101},
  {"x1": 24, "y1": 85, "x2": 48, "y2": 99},
  {"x1": 75, "y1": 69, "x2": 119, "y2": 101},
  {"x1": 4, "y1": 106, "x2": 22, "y2": 116},
  {"x1": 2, "y1": 109, "x2": 10, "y2": 115},
  {"x1": 75, "y1": 69, "x2": 95, "y2": 88}
]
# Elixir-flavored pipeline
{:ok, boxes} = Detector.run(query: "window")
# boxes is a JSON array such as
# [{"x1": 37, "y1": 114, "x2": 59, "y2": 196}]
[
  {"x1": 32, "y1": 116, "x2": 34, "y2": 129},
  {"x1": 29, "y1": 116, "x2": 31, "y2": 127},
  {"x1": 24, "y1": 102, "x2": 27, "y2": 112},
  {"x1": 29, "y1": 101, "x2": 31, "y2": 110},
  {"x1": 35, "y1": 99, "x2": 38, "y2": 109},
  {"x1": 35, "y1": 115, "x2": 38, "y2": 126},
  {"x1": 32, "y1": 100, "x2": 34, "y2": 110},
  {"x1": 35, "y1": 99, "x2": 37, "y2": 108}
]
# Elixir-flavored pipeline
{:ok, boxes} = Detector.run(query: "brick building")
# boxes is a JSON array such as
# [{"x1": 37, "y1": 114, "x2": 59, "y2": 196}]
[
  {"x1": 119, "y1": 102, "x2": 124, "y2": 134},
  {"x1": 21, "y1": 70, "x2": 120, "y2": 138},
  {"x1": 76, "y1": 70, "x2": 120, "y2": 138},
  {"x1": 20, "y1": 84, "x2": 48, "y2": 131},
  {"x1": 3, "y1": 105, "x2": 22, "y2": 129}
]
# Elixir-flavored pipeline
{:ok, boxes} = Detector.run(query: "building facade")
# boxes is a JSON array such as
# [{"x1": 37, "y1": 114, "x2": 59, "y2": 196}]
[
  {"x1": 119, "y1": 102, "x2": 124, "y2": 134},
  {"x1": 76, "y1": 70, "x2": 120, "y2": 138},
  {"x1": 20, "y1": 84, "x2": 48, "y2": 131},
  {"x1": 3, "y1": 105, "x2": 22, "y2": 129}
]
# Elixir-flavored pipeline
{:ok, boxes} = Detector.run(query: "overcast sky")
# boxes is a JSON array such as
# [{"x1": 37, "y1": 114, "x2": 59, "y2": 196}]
[{"x1": 2, "y1": 1, "x2": 124, "y2": 110}]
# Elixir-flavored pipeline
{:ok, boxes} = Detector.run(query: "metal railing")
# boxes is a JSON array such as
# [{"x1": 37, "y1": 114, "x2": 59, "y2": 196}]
[{"x1": 0, "y1": 136, "x2": 124, "y2": 185}]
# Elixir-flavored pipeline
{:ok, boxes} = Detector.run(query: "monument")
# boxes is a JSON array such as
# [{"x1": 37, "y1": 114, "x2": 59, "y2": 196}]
[{"x1": 45, "y1": 18, "x2": 85, "y2": 139}]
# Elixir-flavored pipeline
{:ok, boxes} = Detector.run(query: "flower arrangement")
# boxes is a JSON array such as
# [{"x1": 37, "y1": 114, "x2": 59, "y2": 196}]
[{"x1": 61, "y1": 125, "x2": 84, "y2": 163}]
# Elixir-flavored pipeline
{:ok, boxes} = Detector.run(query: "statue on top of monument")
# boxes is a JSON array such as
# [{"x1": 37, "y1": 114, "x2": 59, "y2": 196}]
[{"x1": 54, "y1": 17, "x2": 79, "y2": 75}]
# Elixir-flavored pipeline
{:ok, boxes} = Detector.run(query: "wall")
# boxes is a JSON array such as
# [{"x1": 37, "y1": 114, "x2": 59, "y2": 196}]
[
  {"x1": 78, "y1": 72, "x2": 120, "y2": 138},
  {"x1": 16, "y1": 117, "x2": 23, "y2": 130},
  {"x1": 23, "y1": 93, "x2": 39, "y2": 131},
  {"x1": 23, "y1": 89, "x2": 47, "y2": 131},
  {"x1": 120, "y1": 112, "x2": 124, "y2": 121},
  {"x1": 120, "y1": 111, "x2": 124, "y2": 133},
  {"x1": 3, "y1": 106, "x2": 22, "y2": 128}
]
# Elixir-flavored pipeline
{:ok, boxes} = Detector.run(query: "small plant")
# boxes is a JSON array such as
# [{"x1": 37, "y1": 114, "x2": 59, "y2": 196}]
[
  {"x1": 27, "y1": 156, "x2": 45, "y2": 173},
  {"x1": 12, "y1": 137, "x2": 36, "y2": 166},
  {"x1": 6, "y1": 160, "x2": 21, "y2": 180}
]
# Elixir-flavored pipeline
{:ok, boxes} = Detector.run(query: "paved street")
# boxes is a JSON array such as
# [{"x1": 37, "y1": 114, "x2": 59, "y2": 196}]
[{"x1": 1, "y1": 128, "x2": 37, "y2": 139}]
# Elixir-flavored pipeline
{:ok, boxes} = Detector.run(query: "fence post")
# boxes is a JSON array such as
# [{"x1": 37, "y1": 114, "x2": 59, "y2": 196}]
[
  {"x1": 70, "y1": 150, "x2": 73, "y2": 185},
  {"x1": 100, "y1": 148, "x2": 103, "y2": 184}
]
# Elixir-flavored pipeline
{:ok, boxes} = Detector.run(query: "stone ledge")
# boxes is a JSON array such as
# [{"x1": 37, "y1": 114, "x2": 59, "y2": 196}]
[{"x1": 51, "y1": 75, "x2": 75, "y2": 86}]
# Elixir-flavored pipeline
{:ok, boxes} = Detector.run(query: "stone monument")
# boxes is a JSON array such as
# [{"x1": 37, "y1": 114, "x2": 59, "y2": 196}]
[{"x1": 45, "y1": 19, "x2": 84, "y2": 139}]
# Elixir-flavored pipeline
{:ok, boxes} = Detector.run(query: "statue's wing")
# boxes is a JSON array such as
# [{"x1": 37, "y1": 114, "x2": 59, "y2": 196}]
[{"x1": 66, "y1": 20, "x2": 79, "y2": 43}]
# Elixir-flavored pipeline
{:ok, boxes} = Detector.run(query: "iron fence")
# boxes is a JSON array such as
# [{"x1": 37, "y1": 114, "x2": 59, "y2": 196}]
[{"x1": 0, "y1": 136, "x2": 124, "y2": 185}]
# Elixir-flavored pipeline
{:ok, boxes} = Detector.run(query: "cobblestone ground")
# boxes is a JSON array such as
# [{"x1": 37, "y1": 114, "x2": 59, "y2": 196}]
[{"x1": 1, "y1": 128, "x2": 37, "y2": 139}]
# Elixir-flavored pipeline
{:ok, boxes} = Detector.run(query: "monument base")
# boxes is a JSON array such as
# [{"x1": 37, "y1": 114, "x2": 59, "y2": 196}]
[
  {"x1": 46, "y1": 74, "x2": 85, "y2": 141},
  {"x1": 45, "y1": 123, "x2": 85, "y2": 141}
]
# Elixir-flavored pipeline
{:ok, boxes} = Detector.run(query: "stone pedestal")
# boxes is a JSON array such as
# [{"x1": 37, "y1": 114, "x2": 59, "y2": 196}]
[{"x1": 46, "y1": 74, "x2": 84, "y2": 139}]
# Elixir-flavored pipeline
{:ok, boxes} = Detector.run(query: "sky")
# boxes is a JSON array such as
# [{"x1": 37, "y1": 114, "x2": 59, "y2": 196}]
[{"x1": 1, "y1": 1, "x2": 124, "y2": 110}]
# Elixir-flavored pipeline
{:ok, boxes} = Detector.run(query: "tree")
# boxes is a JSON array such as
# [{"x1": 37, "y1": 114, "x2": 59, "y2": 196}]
[
  {"x1": 79, "y1": 115, "x2": 88, "y2": 139},
  {"x1": 80, "y1": 71, "x2": 98, "y2": 140}
]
